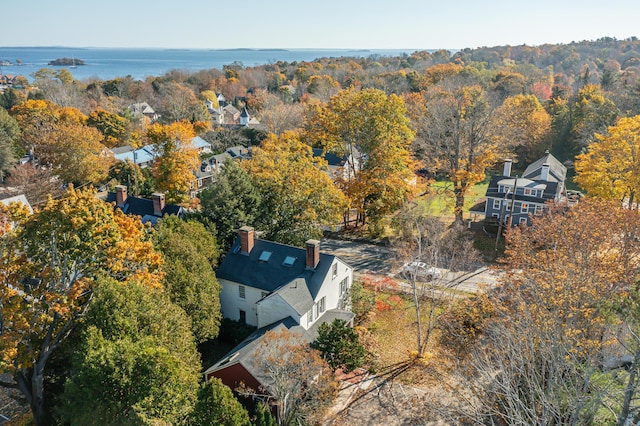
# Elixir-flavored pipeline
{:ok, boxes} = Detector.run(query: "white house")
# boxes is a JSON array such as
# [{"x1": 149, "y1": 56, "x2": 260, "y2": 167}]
[{"x1": 216, "y1": 226, "x2": 353, "y2": 330}]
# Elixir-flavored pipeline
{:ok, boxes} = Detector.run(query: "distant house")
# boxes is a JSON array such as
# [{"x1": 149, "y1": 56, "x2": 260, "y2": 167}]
[
  {"x1": 312, "y1": 148, "x2": 361, "y2": 182},
  {"x1": 105, "y1": 185, "x2": 183, "y2": 225},
  {"x1": 128, "y1": 102, "x2": 159, "y2": 123},
  {"x1": 111, "y1": 137, "x2": 211, "y2": 168},
  {"x1": 205, "y1": 226, "x2": 353, "y2": 390},
  {"x1": 482, "y1": 152, "x2": 568, "y2": 226}
]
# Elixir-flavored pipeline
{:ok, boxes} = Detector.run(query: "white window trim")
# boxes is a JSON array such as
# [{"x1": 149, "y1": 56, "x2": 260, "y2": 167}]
[
  {"x1": 238, "y1": 285, "x2": 246, "y2": 299},
  {"x1": 493, "y1": 198, "x2": 500, "y2": 209}
]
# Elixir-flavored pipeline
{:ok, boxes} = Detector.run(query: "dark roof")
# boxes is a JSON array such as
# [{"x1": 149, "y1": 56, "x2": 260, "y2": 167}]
[
  {"x1": 217, "y1": 237, "x2": 336, "y2": 299},
  {"x1": 522, "y1": 152, "x2": 567, "y2": 183},
  {"x1": 104, "y1": 192, "x2": 183, "y2": 223},
  {"x1": 312, "y1": 148, "x2": 348, "y2": 168},
  {"x1": 485, "y1": 175, "x2": 560, "y2": 202}
]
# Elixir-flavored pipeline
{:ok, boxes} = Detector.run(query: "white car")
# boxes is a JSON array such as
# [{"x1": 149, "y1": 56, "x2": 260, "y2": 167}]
[{"x1": 401, "y1": 261, "x2": 442, "y2": 280}]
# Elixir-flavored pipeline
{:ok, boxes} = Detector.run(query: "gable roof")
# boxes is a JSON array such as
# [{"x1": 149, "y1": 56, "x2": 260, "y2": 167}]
[
  {"x1": 522, "y1": 152, "x2": 567, "y2": 183},
  {"x1": 204, "y1": 309, "x2": 354, "y2": 389},
  {"x1": 104, "y1": 192, "x2": 183, "y2": 224},
  {"x1": 217, "y1": 237, "x2": 337, "y2": 299},
  {"x1": 268, "y1": 278, "x2": 314, "y2": 316}
]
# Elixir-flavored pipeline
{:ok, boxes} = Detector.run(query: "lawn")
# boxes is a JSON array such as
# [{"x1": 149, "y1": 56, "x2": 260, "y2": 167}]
[{"x1": 415, "y1": 179, "x2": 489, "y2": 220}]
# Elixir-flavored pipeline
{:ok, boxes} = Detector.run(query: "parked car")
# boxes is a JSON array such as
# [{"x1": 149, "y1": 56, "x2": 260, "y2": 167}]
[{"x1": 401, "y1": 261, "x2": 442, "y2": 280}]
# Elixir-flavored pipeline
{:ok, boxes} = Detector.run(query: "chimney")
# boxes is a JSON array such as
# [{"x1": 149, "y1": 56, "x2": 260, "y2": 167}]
[
  {"x1": 541, "y1": 163, "x2": 550, "y2": 181},
  {"x1": 306, "y1": 239, "x2": 320, "y2": 270},
  {"x1": 503, "y1": 159, "x2": 512, "y2": 177},
  {"x1": 115, "y1": 185, "x2": 128, "y2": 207},
  {"x1": 151, "y1": 193, "x2": 165, "y2": 216},
  {"x1": 239, "y1": 226, "x2": 254, "y2": 254}
]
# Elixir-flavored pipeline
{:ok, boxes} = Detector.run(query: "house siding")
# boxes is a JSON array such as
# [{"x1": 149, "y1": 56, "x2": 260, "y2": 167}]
[
  {"x1": 207, "y1": 363, "x2": 261, "y2": 392},
  {"x1": 219, "y1": 278, "x2": 263, "y2": 327},
  {"x1": 307, "y1": 259, "x2": 351, "y2": 327}
]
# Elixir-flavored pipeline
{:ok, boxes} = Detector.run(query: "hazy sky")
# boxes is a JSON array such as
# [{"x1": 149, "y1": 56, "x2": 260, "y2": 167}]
[{"x1": 2, "y1": 0, "x2": 638, "y2": 50}]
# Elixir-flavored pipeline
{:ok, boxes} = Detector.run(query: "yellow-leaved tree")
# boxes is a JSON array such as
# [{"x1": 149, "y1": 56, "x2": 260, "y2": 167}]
[
  {"x1": 574, "y1": 115, "x2": 640, "y2": 207},
  {"x1": 0, "y1": 187, "x2": 163, "y2": 425},
  {"x1": 243, "y1": 131, "x2": 347, "y2": 246},
  {"x1": 147, "y1": 121, "x2": 200, "y2": 204},
  {"x1": 304, "y1": 88, "x2": 416, "y2": 229}
]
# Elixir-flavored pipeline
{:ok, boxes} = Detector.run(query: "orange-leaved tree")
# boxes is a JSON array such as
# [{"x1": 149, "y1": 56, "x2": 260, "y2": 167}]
[
  {"x1": 147, "y1": 120, "x2": 200, "y2": 204},
  {"x1": 243, "y1": 130, "x2": 347, "y2": 246},
  {"x1": 0, "y1": 187, "x2": 163, "y2": 425},
  {"x1": 575, "y1": 115, "x2": 640, "y2": 207},
  {"x1": 304, "y1": 88, "x2": 416, "y2": 228}
]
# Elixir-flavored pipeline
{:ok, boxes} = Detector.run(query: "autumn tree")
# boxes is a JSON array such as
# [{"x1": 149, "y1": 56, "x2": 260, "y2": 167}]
[
  {"x1": 247, "y1": 328, "x2": 337, "y2": 426},
  {"x1": 465, "y1": 199, "x2": 640, "y2": 424},
  {"x1": 4, "y1": 164, "x2": 62, "y2": 208},
  {"x1": 86, "y1": 108, "x2": 130, "y2": 148},
  {"x1": 147, "y1": 120, "x2": 200, "y2": 203},
  {"x1": 305, "y1": 88, "x2": 416, "y2": 228},
  {"x1": 152, "y1": 216, "x2": 222, "y2": 343},
  {"x1": 415, "y1": 82, "x2": 505, "y2": 223},
  {"x1": 197, "y1": 159, "x2": 262, "y2": 250},
  {"x1": 574, "y1": 115, "x2": 640, "y2": 206},
  {"x1": 243, "y1": 131, "x2": 347, "y2": 246},
  {"x1": 57, "y1": 277, "x2": 201, "y2": 425},
  {"x1": 493, "y1": 94, "x2": 552, "y2": 163},
  {"x1": 0, "y1": 187, "x2": 163, "y2": 425}
]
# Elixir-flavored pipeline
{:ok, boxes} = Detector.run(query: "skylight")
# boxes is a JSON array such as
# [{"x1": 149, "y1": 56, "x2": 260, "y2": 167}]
[
  {"x1": 283, "y1": 256, "x2": 297, "y2": 267},
  {"x1": 258, "y1": 251, "x2": 272, "y2": 262}
]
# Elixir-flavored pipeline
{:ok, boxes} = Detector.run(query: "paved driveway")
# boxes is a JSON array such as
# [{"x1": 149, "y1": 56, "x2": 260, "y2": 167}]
[{"x1": 320, "y1": 237, "x2": 500, "y2": 294}]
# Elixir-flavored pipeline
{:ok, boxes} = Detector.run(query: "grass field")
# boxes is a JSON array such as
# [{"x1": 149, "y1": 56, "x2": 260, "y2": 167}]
[{"x1": 415, "y1": 179, "x2": 489, "y2": 220}]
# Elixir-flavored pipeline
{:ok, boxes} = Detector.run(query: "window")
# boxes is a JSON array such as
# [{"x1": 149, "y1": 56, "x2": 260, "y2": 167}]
[
  {"x1": 505, "y1": 202, "x2": 511, "y2": 211},
  {"x1": 492, "y1": 213, "x2": 500, "y2": 218},
  {"x1": 307, "y1": 310, "x2": 313, "y2": 324},
  {"x1": 519, "y1": 217, "x2": 528, "y2": 225},
  {"x1": 340, "y1": 277, "x2": 349, "y2": 296},
  {"x1": 514, "y1": 201, "x2": 521, "y2": 212},
  {"x1": 524, "y1": 188, "x2": 531, "y2": 195},
  {"x1": 238, "y1": 285, "x2": 246, "y2": 299},
  {"x1": 317, "y1": 297, "x2": 326, "y2": 314},
  {"x1": 282, "y1": 256, "x2": 296, "y2": 267},
  {"x1": 498, "y1": 185, "x2": 503, "y2": 193},
  {"x1": 239, "y1": 310, "x2": 246, "y2": 324},
  {"x1": 332, "y1": 263, "x2": 338, "y2": 278},
  {"x1": 521, "y1": 203, "x2": 528, "y2": 213},
  {"x1": 493, "y1": 198, "x2": 500, "y2": 209},
  {"x1": 258, "y1": 251, "x2": 272, "y2": 262},
  {"x1": 534, "y1": 205, "x2": 542, "y2": 215}
]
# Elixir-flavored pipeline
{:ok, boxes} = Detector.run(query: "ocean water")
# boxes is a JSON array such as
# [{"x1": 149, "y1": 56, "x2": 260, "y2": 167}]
[{"x1": 0, "y1": 47, "x2": 421, "y2": 81}]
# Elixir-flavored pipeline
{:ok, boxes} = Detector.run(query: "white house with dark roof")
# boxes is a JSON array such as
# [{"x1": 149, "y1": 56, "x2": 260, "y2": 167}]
[
  {"x1": 206, "y1": 227, "x2": 354, "y2": 392},
  {"x1": 216, "y1": 226, "x2": 353, "y2": 329}
]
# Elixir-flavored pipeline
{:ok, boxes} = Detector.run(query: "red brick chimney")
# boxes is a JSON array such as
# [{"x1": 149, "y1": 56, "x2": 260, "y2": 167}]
[
  {"x1": 239, "y1": 226, "x2": 255, "y2": 254},
  {"x1": 306, "y1": 240, "x2": 320, "y2": 270},
  {"x1": 115, "y1": 185, "x2": 128, "y2": 207},
  {"x1": 151, "y1": 193, "x2": 165, "y2": 216}
]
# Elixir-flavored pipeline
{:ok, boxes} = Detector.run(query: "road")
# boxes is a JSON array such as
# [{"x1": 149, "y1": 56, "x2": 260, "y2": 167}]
[{"x1": 320, "y1": 237, "x2": 501, "y2": 294}]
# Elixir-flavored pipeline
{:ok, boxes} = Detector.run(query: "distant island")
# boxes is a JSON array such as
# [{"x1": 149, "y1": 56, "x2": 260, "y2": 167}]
[{"x1": 48, "y1": 57, "x2": 85, "y2": 66}]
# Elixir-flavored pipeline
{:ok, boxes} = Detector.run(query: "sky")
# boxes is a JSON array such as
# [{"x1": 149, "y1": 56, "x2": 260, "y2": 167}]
[{"x1": 2, "y1": 0, "x2": 639, "y2": 50}]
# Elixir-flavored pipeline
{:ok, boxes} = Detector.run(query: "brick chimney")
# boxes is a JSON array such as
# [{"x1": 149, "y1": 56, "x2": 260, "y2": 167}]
[
  {"x1": 115, "y1": 185, "x2": 128, "y2": 207},
  {"x1": 151, "y1": 193, "x2": 165, "y2": 216},
  {"x1": 541, "y1": 163, "x2": 550, "y2": 181},
  {"x1": 239, "y1": 226, "x2": 255, "y2": 254},
  {"x1": 306, "y1": 240, "x2": 320, "y2": 270},
  {"x1": 503, "y1": 159, "x2": 512, "y2": 177}
]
